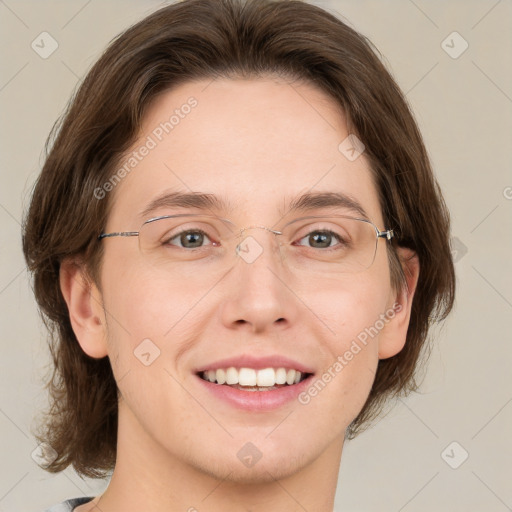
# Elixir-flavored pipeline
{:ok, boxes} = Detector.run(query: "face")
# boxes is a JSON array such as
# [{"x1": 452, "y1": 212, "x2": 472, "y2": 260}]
[{"x1": 81, "y1": 77, "x2": 408, "y2": 483}]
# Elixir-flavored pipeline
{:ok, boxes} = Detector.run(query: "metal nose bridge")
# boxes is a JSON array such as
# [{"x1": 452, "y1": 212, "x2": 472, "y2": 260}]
[{"x1": 239, "y1": 225, "x2": 283, "y2": 236}]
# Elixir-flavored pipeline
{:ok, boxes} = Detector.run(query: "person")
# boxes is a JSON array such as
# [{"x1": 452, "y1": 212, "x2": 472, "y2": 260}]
[{"x1": 22, "y1": 0, "x2": 455, "y2": 510}]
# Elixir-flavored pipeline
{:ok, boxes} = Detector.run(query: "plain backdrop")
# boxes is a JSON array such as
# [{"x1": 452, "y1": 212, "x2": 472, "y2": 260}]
[{"x1": 1, "y1": 1, "x2": 511, "y2": 511}]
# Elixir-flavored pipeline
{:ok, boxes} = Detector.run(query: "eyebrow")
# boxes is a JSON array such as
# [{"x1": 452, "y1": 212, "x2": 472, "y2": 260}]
[
  {"x1": 140, "y1": 191, "x2": 235, "y2": 219},
  {"x1": 284, "y1": 191, "x2": 369, "y2": 220},
  {"x1": 140, "y1": 190, "x2": 369, "y2": 221}
]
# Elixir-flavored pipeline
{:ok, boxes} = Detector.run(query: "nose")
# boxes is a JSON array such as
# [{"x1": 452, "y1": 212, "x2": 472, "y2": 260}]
[{"x1": 219, "y1": 227, "x2": 299, "y2": 334}]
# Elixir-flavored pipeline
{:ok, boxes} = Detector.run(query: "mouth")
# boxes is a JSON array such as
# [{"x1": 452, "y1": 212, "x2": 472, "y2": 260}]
[
  {"x1": 196, "y1": 366, "x2": 313, "y2": 392},
  {"x1": 193, "y1": 355, "x2": 316, "y2": 410}
]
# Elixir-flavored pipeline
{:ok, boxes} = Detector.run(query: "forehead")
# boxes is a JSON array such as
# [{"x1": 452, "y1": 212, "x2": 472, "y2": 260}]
[{"x1": 107, "y1": 77, "x2": 383, "y2": 227}]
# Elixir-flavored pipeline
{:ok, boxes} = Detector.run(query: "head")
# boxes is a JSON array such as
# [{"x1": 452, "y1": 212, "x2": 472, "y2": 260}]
[{"x1": 23, "y1": 0, "x2": 454, "y2": 480}]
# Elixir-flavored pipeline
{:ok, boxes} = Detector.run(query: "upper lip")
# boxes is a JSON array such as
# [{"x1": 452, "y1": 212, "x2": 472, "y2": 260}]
[{"x1": 194, "y1": 355, "x2": 315, "y2": 374}]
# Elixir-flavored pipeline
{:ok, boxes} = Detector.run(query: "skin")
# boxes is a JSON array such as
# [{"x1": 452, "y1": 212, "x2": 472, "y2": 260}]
[{"x1": 62, "y1": 76, "x2": 419, "y2": 512}]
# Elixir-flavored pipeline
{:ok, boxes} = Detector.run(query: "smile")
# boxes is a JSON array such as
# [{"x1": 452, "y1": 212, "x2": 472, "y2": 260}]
[
  {"x1": 198, "y1": 366, "x2": 310, "y2": 389},
  {"x1": 195, "y1": 367, "x2": 315, "y2": 411}
]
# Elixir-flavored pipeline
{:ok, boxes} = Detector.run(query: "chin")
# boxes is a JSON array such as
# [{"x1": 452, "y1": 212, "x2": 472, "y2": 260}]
[{"x1": 191, "y1": 448, "x2": 308, "y2": 484}]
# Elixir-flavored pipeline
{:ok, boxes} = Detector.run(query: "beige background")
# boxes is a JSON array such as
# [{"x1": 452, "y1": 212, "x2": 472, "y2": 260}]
[{"x1": 1, "y1": 1, "x2": 511, "y2": 511}]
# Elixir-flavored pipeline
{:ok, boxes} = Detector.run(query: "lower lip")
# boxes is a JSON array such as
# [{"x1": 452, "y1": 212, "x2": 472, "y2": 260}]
[{"x1": 195, "y1": 373, "x2": 315, "y2": 411}]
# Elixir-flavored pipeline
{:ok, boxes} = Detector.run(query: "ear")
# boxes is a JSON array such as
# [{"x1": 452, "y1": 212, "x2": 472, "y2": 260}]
[
  {"x1": 59, "y1": 258, "x2": 108, "y2": 359},
  {"x1": 378, "y1": 248, "x2": 420, "y2": 359}
]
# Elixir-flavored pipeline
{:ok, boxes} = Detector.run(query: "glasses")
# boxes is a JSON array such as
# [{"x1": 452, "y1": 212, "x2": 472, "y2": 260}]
[{"x1": 98, "y1": 213, "x2": 394, "y2": 278}]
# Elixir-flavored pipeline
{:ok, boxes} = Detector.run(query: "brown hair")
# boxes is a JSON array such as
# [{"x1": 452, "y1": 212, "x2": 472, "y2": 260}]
[{"x1": 22, "y1": 0, "x2": 455, "y2": 479}]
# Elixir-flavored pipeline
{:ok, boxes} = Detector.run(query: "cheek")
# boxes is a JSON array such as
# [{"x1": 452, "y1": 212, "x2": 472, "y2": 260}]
[
  {"x1": 99, "y1": 266, "x2": 196, "y2": 429},
  {"x1": 99, "y1": 255, "x2": 224, "y2": 398},
  {"x1": 102, "y1": 252, "x2": 201, "y2": 337},
  {"x1": 98, "y1": 255, "x2": 184, "y2": 377},
  {"x1": 300, "y1": 264, "x2": 391, "y2": 342},
  {"x1": 295, "y1": 271, "x2": 391, "y2": 417}
]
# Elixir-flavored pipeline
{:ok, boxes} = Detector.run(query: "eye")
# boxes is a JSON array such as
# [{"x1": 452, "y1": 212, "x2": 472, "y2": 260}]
[
  {"x1": 295, "y1": 229, "x2": 348, "y2": 249},
  {"x1": 165, "y1": 229, "x2": 214, "y2": 249}
]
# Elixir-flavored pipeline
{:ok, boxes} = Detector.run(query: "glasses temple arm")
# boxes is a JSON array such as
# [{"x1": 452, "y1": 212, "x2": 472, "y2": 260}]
[{"x1": 98, "y1": 231, "x2": 139, "y2": 240}]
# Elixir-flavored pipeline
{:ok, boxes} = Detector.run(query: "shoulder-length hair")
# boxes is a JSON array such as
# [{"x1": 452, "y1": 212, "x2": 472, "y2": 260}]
[{"x1": 22, "y1": 0, "x2": 455, "y2": 479}]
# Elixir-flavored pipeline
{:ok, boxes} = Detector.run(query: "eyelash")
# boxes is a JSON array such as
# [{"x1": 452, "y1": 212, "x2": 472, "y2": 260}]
[
  {"x1": 295, "y1": 229, "x2": 345, "y2": 249},
  {"x1": 165, "y1": 228, "x2": 345, "y2": 250},
  {"x1": 166, "y1": 228, "x2": 214, "y2": 247}
]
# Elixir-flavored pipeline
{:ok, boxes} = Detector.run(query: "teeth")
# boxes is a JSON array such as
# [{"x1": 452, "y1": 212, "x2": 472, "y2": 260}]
[
  {"x1": 256, "y1": 368, "x2": 274, "y2": 386},
  {"x1": 275, "y1": 367, "x2": 287, "y2": 384},
  {"x1": 201, "y1": 367, "x2": 308, "y2": 387},
  {"x1": 239, "y1": 367, "x2": 257, "y2": 386},
  {"x1": 226, "y1": 367, "x2": 238, "y2": 385},
  {"x1": 215, "y1": 368, "x2": 226, "y2": 385}
]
